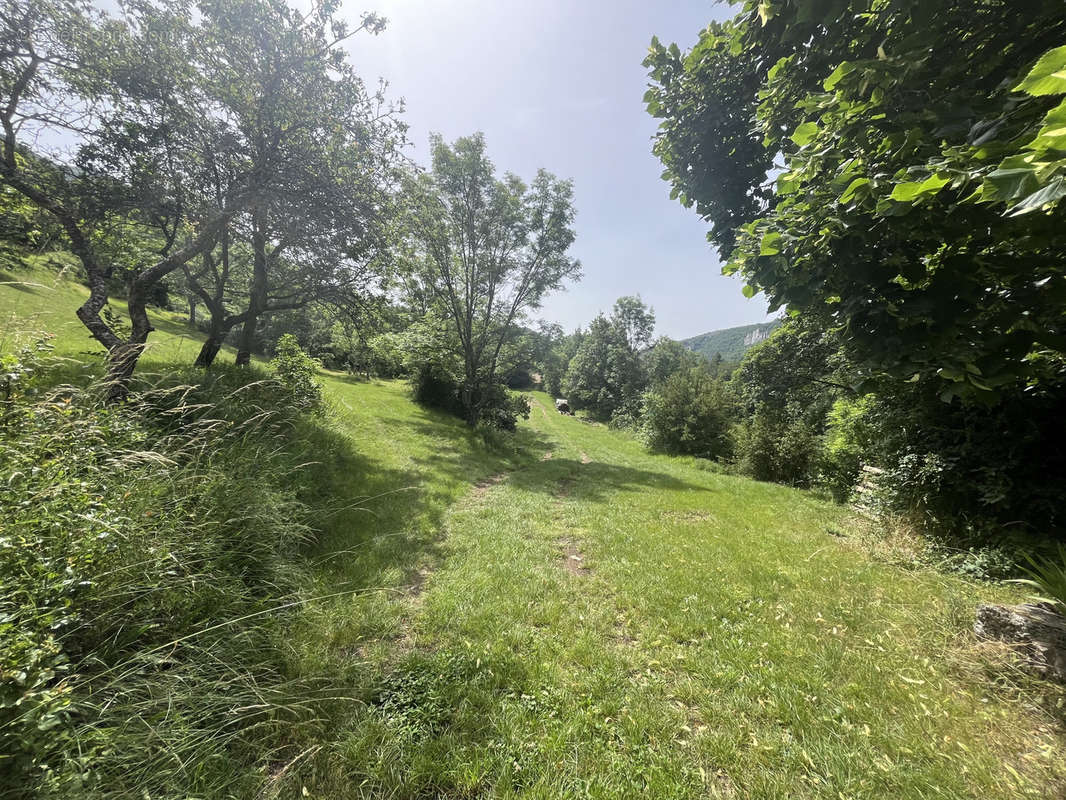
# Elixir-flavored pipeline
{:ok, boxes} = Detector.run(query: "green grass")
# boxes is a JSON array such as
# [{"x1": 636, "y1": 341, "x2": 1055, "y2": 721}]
[{"x1": 3, "y1": 263, "x2": 1065, "y2": 798}]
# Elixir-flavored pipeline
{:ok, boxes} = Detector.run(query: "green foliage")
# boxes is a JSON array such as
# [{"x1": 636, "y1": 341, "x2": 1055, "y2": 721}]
[
  {"x1": 2, "y1": 0, "x2": 404, "y2": 387},
  {"x1": 732, "y1": 406, "x2": 821, "y2": 488},
  {"x1": 410, "y1": 360, "x2": 463, "y2": 415},
  {"x1": 368, "y1": 331, "x2": 408, "y2": 378},
  {"x1": 402, "y1": 133, "x2": 579, "y2": 427},
  {"x1": 1010, "y1": 543, "x2": 1066, "y2": 615},
  {"x1": 820, "y1": 394, "x2": 877, "y2": 502},
  {"x1": 403, "y1": 319, "x2": 530, "y2": 430},
  {"x1": 730, "y1": 319, "x2": 841, "y2": 418},
  {"x1": 477, "y1": 383, "x2": 532, "y2": 433},
  {"x1": 534, "y1": 322, "x2": 581, "y2": 398},
  {"x1": 0, "y1": 363, "x2": 334, "y2": 797},
  {"x1": 858, "y1": 381, "x2": 1066, "y2": 534},
  {"x1": 270, "y1": 333, "x2": 323, "y2": 412},
  {"x1": 642, "y1": 367, "x2": 734, "y2": 459},
  {"x1": 0, "y1": 331, "x2": 53, "y2": 405},
  {"x1": 647, "y1": 1, "x2": 1066, "y2": 400},
  {"x1": 564, "y1": 298, "x2": 653, "y2": 420},
  {"x1": 643, "y1": 336, "x2": 703, "y2": 388}
]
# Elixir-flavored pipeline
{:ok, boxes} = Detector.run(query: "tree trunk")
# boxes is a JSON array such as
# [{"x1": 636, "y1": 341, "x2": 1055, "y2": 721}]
[
  {"x1": 188, "y1": 297, "x2": 198, "y2": 326},
  {"x1": 103, "y1": 341, "x2": 143, "y2": 402},
  {"x1": 236, "y1": 209, "x2": 268, "y2": 367},
  {"x1": 101, "y1": 280, "x2": 155, "y2": 402},
  {"x1": 235, "y1": 317, "x2": 257, "y2": 366},
  {"x1": 195, "y1": 332, "x2": 224, "y2": 368},
  {"x1": 75, "y1": 269, "x2": 123, "y2": 352}
]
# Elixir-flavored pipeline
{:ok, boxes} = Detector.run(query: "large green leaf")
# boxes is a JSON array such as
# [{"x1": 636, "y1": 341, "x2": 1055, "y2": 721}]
[
  {"x1": 790, "y1": 121, "x2": 820, "y2": 146},
  {"x1": 979, "y1": 158, "x2": 1040, "y2": 203},
  {"x1": 1009, "y1": 177, "x2": 1066, "y2": 215},
  {"x1": 1014, "y1": 45, "x2": 1066, "y2": 96},
  {"x1": 758, "y1": 1, "x2": 778, "y2": 26},
  {"x1": 823, "y1": 61, "x2": 855, "y2": 91},
  {"x1": 759, "y1": 231, "x2": 783, "y2": 255},
  {"x1": 1027, "y1": 98, "x2": 1066, "y2": 153},
  {"x1": 839, "y1": 177, "x2": 870, "y2": 204},
  {"x1": 888, "y1": 173, "x2": 949, "y2": 202}
]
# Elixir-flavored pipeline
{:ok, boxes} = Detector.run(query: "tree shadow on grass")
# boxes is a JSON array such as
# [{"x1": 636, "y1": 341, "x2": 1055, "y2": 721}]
[
  {"x1": 297, "y1": 402, "x2": 554, "y2": 592},
  {"x1": 395, "y1": 416, "x2": 712, "y2": 503},
  {"x1": 506, "y1": 457, "x2": 714, "y2": 502}
]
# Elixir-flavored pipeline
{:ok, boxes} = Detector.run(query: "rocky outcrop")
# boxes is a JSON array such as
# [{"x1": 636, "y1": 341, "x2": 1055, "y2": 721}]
[{"x1": 974, "y1": 602, "x2": 1066, "y2": 682}]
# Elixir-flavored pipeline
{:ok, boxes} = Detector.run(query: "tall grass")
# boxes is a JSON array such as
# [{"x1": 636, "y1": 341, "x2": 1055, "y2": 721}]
[{"x1": 0, "y1": 355, "x2": 352, "y2": 798}]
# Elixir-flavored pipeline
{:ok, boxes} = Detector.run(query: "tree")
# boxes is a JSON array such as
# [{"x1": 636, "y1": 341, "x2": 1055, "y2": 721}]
[
  {"x1": 644, "y1": 336, "x2": 702, "y2": 387},
  {"x1": 730, "y1": 319, "x2": 844, "y2": 421},
  {"x1": 611, "y1": 294, "x2": 655, "y2": 351},
  {"x1": 0, "y1": 0, "x2": 235, "y2": 396},
  {"x1": 643, "y1": 366, "x2": 734, "y2": 459},
  {"x1": 403, "y1": 133, "x2": 580, "y2": 426},
  {"x1": 564, "y1": 297, "x2": 653, "y2": 420},
  {"x1": 1, "y1": 0, "x2": 401, "y2": 392},
  {"x1": 645, "y1": 0, "x2": 1066, "y2": 399},
  {"x1": 184, "y1": 0, "x2": 403, "y2": 368}
]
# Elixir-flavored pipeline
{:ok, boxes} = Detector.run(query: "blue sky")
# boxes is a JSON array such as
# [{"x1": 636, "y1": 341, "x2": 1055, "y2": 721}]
[{"x1": 342, "y1": 0, "x2": 774, "y2": 339}]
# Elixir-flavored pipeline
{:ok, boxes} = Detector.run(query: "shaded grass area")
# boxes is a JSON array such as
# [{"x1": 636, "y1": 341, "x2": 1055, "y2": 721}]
[{"x1": 3, "y1": 266, "x2": 1065, "y2": 798}]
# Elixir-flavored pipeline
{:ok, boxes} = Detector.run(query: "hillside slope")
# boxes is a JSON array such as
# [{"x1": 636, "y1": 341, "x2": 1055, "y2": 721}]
[
  {"x1": 681, "y1": 319, "x2": 781, "y2": 362},
  {"x1": 2, "y1": 268, "x2": 1064, "y2": 798}
]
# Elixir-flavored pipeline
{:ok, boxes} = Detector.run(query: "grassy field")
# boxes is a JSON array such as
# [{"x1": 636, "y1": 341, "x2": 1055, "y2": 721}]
[{"x1": 3, "y1": 264, "x2": 1065, "y2": 798}]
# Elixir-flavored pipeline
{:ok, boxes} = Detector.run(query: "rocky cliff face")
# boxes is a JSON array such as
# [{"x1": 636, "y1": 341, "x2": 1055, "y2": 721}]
[
  {"x1": 680, "y1": 320, "x2": 782, "y2": 363},
  {"x1": 743, "y1": 326, "x2": 772, "y2": 347}
]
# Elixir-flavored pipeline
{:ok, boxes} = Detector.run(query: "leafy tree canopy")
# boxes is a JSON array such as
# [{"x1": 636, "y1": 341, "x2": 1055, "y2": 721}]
[{"x1": 646, "y1": 0, "x2": 1066, "y2": 400}]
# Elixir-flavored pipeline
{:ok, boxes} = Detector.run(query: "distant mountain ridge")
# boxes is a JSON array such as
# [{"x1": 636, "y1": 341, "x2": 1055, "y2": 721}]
[{"x1": 680, "y1": 320, "x2": 782, "y2": 363}]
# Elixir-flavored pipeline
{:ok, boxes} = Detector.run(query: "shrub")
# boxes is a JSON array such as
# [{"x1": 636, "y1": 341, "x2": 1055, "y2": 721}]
[
  {"x1": 820, "y1": 394, "x2": 877, "y2": 502},
  {"x1": 476, "y1": 382, "x2": 531, "y2": 432},
  {"x1": 368, "y1": 331, "x2": 408, "y2": 378},
  {"x1": 850, "y1": 380, "x2": 1066, "y2": 537},
  {"x1": 1011, "y1": 543, "x2": 1066, "y2": 614},
  {"x1": 609, "y1": 406, "x2": 640, "y2": 431},
  {"x1": 733, "y1": 406, "x2": 820, "y2": 487},
  {"x1": 270, "y1": 333, "x2": 323, "y2": 411},
  {"x1": 642, "y1": 368, "x2": 733, "y2": 459},
  {"x1": 410, "y1": 360, "x2": 463, "y2": 415},
  {"x1": 1, "y1": 331, "x2": 53, "y2": 407}
]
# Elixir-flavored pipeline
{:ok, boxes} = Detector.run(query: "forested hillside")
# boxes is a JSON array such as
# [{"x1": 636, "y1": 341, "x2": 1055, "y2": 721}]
[{"x1": 680, "y1": 319, "x2": 781, "y2": 362}]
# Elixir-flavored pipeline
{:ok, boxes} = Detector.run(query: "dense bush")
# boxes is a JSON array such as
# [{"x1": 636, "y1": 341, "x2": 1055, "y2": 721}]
[
  {"x1": 820, "y1": 394, "x2": 876, "y2": 502},
  {"x1": 410, "y1": 361, "x2": 530, "y2": 431},
  {"x1": 642, "y1": 367, "x2": 733, "y2": 459},
  {"x1": 477, "y1": 382, "x2": 532, "y2": 432},
  {"x1": 564, "y1": 300, "x2": 652, "y2": 421},
  {"x1": 368, "y1": 332, "x2": 408, "y2": 378},
  {"x1": 271, "y1": 333, "x2": 324, "y2": 411},
  {"x1": 410, "y1": 360, "x2": 463, "y2": 416},
  {"x1": 732, "y1": 406, "x2": 820, "y2": 487},
  {"x1": 0, "y1": 354, "x2": 341, "y2": 798},
  {"x1": 846, "y1": 381, "x2": 1066, "y2": 537}
]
